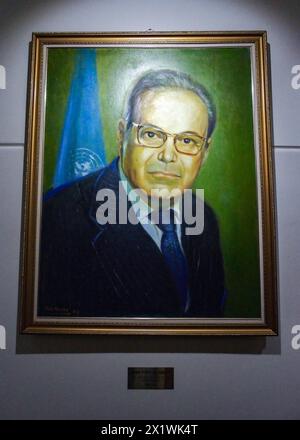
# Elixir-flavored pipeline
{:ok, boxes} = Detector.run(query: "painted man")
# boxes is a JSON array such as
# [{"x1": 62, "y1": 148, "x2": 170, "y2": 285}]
[{"x1": 39, "y1": 69, "x2": 226, "y2": 317}]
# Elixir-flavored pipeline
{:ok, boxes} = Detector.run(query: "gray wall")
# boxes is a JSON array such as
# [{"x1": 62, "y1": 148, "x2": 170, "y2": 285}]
[{"x1": 0, "y1": 0, "x2": 300, "y2": 420}]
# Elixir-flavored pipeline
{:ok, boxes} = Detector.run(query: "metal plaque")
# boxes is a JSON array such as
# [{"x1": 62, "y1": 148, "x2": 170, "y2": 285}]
[{"x1": 128, "y1": 367, "x2": 174, "y2": 390}]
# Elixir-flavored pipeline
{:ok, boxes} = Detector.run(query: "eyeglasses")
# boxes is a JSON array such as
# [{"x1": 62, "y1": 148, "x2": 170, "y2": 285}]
[{"x1": 132, "y1": 123, "x2": 207, "y2": 156}]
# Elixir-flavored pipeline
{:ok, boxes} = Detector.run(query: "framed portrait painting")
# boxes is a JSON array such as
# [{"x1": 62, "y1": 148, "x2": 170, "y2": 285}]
[{"x1": 20, "y1": 32, "x2": 277, "y2": 335}]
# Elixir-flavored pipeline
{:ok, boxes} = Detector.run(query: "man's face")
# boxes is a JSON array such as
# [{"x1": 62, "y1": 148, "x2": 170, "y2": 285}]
[{"x1": 120, "y1": 88, "x2": 209, "y2": 197}]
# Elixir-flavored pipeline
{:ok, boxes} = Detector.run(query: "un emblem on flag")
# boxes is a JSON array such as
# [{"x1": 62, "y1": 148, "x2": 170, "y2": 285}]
[{"x1": 73, "y1": 147, "x2": 104, "y2": 177}]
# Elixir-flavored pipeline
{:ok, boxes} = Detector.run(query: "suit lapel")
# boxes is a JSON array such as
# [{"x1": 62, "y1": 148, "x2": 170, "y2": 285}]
[{"x1": 87, "y1": 158, "x2": 181, "y2": 314}]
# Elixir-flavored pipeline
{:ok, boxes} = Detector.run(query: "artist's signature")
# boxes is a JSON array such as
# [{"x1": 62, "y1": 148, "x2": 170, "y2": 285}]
[{"x1": 44, "y1": 306, "x2": 79, "y2": 316}]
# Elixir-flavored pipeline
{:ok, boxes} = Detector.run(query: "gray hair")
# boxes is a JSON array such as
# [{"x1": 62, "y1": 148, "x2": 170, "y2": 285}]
[{"x1": 123, "y1": 69, "x2": 216, "y2": 142}]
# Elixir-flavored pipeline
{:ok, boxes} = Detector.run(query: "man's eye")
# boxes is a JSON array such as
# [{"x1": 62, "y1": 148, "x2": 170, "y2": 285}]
[
  {"x1": 146, "y1": 131, "x2": 156, "y2": 138},
  {"x1": 183, "y1": 138, "x2": 191, "y2": 144}
]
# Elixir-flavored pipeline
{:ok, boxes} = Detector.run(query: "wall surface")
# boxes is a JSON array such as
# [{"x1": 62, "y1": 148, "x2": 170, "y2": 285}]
[{"x1": 0, "y1": 0, "x2": 300, "y2": 420}]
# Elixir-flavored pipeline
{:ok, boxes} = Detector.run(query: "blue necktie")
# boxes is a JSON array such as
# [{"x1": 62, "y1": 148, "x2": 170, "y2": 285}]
[{"x1": 156, "y1": 209, "x2": 189, "y2": 313}]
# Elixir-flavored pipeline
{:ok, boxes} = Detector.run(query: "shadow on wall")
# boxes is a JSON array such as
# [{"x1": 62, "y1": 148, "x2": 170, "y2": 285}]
[{"x1": 15, "y1": 333, "x2": 281, "y2": 355}]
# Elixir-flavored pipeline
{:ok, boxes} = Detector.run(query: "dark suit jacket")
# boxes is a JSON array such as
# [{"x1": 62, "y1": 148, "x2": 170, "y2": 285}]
[{"x1": 38, "y1": 158, "x2": 226, "y2": 317}]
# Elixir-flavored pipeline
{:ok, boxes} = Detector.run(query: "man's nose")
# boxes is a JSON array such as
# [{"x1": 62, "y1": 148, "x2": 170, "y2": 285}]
[{"x1": 157, "y1": 136, "x2": 177, "y2": 163}]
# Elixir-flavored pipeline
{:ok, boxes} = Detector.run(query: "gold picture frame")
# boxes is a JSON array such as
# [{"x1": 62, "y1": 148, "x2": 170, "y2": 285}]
[{"x1": 20, "y1": 31, "x2": 277, "y2": 335}]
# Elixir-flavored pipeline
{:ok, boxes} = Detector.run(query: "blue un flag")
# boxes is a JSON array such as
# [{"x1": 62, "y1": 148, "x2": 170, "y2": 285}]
[{"x1": 53, "y1": 48, "x2": 107, "y2": 188}]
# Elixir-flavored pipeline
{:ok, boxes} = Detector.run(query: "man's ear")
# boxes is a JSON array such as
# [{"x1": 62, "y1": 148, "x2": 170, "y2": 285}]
[{"x1": 117, "y1": 119, "x2": 126, "y2": 156}]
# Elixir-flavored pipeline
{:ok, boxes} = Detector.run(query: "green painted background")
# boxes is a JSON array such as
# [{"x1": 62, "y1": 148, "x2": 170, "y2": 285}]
[{"x1": 44, "y1": 47, "x2": 261, "y2": 318}]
